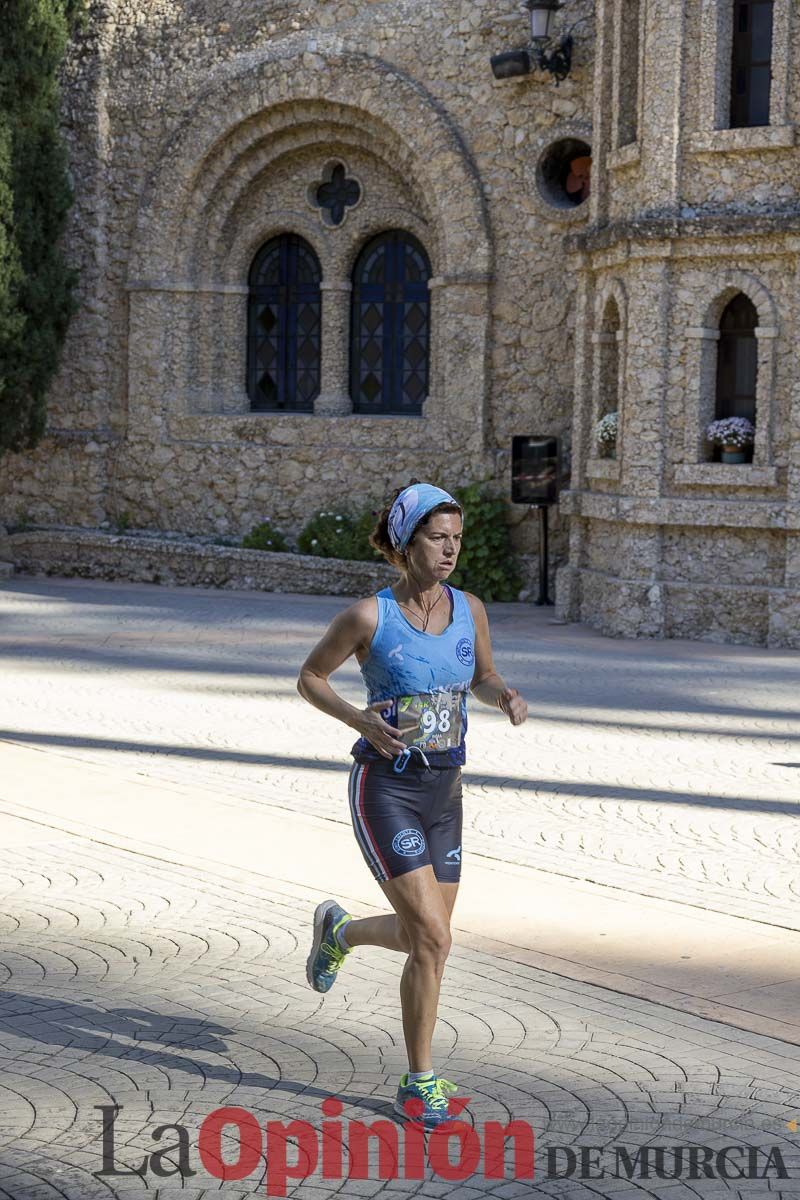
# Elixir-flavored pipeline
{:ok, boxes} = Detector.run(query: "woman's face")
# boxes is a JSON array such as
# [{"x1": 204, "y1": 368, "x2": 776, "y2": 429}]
[{"x1": 406, "y1": 511, "x2": 463, "y2": 580}]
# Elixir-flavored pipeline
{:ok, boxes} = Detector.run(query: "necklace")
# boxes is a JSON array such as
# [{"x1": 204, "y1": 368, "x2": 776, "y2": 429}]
[{"x1": 395, "y1": 586, "x2": 446, "y2": 633}]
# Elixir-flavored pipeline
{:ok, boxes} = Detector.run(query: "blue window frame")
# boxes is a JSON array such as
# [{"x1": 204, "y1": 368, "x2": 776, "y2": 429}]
[
  {"x1": 247, "y1": 234, "x2": 321, "y2": 412},
  {"x1": 350, "y1": 231, "x2": 431, "y2": 415}
]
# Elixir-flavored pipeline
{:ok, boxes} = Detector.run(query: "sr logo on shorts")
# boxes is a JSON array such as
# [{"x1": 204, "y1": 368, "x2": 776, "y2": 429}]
[
  {"x1": 392, "y1": 828, "x2": 426, "y2": 857},
  {"x1": 456, "y1": 637, "x2": 474, "y2": 666}
]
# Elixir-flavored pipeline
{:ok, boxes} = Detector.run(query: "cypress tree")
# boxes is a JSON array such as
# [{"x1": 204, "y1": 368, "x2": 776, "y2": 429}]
[{"x1": 0, "y1": 0, "x2": 85, "y2": 455}]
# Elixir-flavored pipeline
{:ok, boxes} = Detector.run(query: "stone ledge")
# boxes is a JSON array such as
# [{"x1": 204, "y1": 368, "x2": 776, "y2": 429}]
[
  {"x1": 166, "y1": 411, "x2": 444, "y2": 447},
  {"x1": 7, "y1": 530, "x2": 396, "y2": 597},
  {"x1": 567, "y1": 206, "x2": 800, "y2": 254},
  {"x1": 686, "y1": 125, "x2": 796, "y2": 154},
  {"x1": 565, "y1": 489, "x2": 787, "y2": 530},
  {"x1": 674, "y1": 464, "x2": 780, "y2": 489}
]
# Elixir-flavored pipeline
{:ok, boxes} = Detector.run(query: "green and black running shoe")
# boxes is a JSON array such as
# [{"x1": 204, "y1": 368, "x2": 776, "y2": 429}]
[
  {"x1": 306, "y1": 899, "x2": 353, "y2": 993},
  {"x1": 394, "y1": 1073, "x2": 457, "y2": 1127}
]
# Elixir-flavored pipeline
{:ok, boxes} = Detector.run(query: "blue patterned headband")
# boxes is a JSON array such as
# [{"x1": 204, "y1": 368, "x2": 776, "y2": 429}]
[{"x1": 387, "y1": 484, "x2": 463, "y2": 552}]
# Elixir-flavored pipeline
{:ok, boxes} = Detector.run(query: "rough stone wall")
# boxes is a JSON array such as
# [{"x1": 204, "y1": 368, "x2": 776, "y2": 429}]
[
  {"x1": 2, "y1": 0, "x2": 800, "y2": 647},
  {"x1": 0, "y1": 0, "x2": 593, "y2": 583},
  {"x1": 6, "y1": 529, "x2": 395, "y2": 596},
  {"x1": 555, "y1": 0, "x2": 800, "y2": 648}
]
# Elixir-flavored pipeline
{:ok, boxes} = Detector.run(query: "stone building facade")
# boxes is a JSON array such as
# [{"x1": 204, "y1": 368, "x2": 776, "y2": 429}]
[{"x1": 1, "y1": 0, "x2": 798, "y2": 648}]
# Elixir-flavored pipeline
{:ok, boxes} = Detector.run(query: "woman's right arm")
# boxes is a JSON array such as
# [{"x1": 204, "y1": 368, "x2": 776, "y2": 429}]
[{"x1": 296, "y1": 601, "x2": 407, "y2": 760}]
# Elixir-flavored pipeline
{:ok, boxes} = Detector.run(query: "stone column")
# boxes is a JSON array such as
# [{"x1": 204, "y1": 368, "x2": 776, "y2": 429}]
[
  {"x1": 555, "y1": 261, "x2": 593, "y2": 620},
  {"x1": 427, "y1": 275, "x2": 491, "y2": 459},
  {"x1": 620, "y1": 256, "x2": 670, "y2": 500},
  {"x1": 683, "y1": 326, "x2": 720, "y2": 462},
  {"x1": 315, "y1": 280, "x2": 352, "y2": 416},
  {"x1": 588, "y1": 0, "x2": 615, "y2": 226},
  {"x1": 637, "y1": 0, "x2": 687, "y2": 214},
  {"x1": 770, "y1": 253, "x2": 800, "y2": 646},
  {"x1": 218, "y1": 287, "x2": 249, "y2": 413}
]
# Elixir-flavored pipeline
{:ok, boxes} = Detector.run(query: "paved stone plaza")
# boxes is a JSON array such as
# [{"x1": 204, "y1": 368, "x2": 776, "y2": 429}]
[{"x1": 1, "y1": 576, "x2": 800, "y2": 1198}]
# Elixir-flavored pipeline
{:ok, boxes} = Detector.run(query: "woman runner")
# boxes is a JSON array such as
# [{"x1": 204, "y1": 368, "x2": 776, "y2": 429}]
[{"x1": 297, "y1": 481, "x2": 528, "y2": 1126}]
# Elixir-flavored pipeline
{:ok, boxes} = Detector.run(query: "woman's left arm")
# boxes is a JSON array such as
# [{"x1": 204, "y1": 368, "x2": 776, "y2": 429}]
[{"x1": 465, "y1": 593, "x2": 528, "y2": 726}]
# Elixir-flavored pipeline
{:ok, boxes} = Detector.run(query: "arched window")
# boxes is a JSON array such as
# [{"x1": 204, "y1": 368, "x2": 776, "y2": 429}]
[
  {"x1": 730, "y1": 0, "x2": 774, "y2": 128},
  {"x1": 594, "y1": 296, "x2": 621, "y2": 460},
  {"x1": 350, "y1": 231, "x2": 431, "y2": 415},
  {"x1": 247, "y1": 234, "x2": 321, "y2": 412},
  {"x1": 715, "y1": 294, "x2": 758, "y2": 426},
  {"x1": 600, "y1": 298, "x2": 620, "y2": 418}
]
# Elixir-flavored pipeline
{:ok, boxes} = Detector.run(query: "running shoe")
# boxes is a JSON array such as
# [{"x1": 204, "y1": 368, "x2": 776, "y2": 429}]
[
  {"x1": 306, "y1": 899, "x2": 352, "y2": 993},
  {"x1": 393, "y1": 1073, "x2": 454, "y2": 1127}
]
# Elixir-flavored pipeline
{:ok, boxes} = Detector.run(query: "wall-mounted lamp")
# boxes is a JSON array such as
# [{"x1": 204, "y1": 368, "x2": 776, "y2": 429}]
[{"x1": 491, "y1": 1, "x2": 578, "y2": 85}]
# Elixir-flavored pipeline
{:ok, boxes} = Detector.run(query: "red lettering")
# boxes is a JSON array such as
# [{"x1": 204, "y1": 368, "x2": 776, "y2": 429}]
[
  {"x1": 483, "y1": 1120, "x2": 535, "y2": 1178},
  {"x1": 428, "y1": 1121, "x2": 481, "y2": 1180},
  {"x1": 402, "y1": 1115, "x2": 426, "y2": 1179},
  {"x1": 348, "y1": 1119, "x2": 400, "y2": 1179},
  {"x1": 264, "y1": 1120, "x2": 318, "y2": 1197},
  {"x1": 198, "y1": 1107, "x2": 262, "y2": 1181},
  {"x1": 321, "y1": 1099, "x2": 344, "y2": 1180}
]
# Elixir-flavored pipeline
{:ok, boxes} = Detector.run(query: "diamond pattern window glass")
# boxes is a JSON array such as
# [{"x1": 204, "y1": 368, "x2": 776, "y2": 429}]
[
  {"x1": 247, "y1": 234, "x2": 321, "y2": 413},
  {"x1": 350, "y1": 231, "x2": 431, "y2": 415}
]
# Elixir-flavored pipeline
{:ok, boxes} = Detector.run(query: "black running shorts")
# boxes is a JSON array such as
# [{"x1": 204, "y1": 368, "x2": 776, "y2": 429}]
[{"x1": 348, "y1": 758, "x2": 463, "y2": 884}]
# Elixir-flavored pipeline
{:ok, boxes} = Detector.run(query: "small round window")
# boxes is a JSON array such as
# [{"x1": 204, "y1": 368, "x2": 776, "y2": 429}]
[{"x1": 537, "y1": 138, "x2": 592, "y2": 209}]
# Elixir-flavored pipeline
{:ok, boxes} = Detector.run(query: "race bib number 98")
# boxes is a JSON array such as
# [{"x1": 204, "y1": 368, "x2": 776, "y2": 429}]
[{"x1": 385, "y1": 690, "x2": 464, "y2": 753}]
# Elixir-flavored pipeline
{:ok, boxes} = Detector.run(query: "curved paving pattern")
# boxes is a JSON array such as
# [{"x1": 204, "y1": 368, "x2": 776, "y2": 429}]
[
  {"x1": 1, "y1": 832, "x2": 800, "y2": 1198},
  {"x1": 2, "y1": 580, "x2": 800, "y2": 1197},
  {"x1": 1, "y1": 579, "x2": 799, "y2": 928}
]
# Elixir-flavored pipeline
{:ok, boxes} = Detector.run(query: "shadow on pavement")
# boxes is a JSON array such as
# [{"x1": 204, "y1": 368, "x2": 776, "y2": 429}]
[{"x1": 0, "y1": 990, "x2": 393, "y2": 1117}]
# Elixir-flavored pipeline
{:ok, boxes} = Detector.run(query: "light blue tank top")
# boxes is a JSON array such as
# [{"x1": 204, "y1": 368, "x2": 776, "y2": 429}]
[{"x1": 351, "y1": 583, "x2": 476, "y2": 767}]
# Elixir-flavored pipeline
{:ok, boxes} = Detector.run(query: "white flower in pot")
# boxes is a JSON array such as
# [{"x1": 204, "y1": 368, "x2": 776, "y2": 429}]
[
  {"x1": 596, "y1": 411, "x2": 618, "y2": 459},
  {"x1": 706, "y1": 417, "x2": 755, "y2": 464}
]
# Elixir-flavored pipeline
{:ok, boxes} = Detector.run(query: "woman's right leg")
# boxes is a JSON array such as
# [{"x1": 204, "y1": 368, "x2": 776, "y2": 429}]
[
  {"x1": 346, "y1": 759, "x2": 457, "y2": 1070},
  {"x1": 348, "y1": 865, "x2": 452, "y2": 1073}
]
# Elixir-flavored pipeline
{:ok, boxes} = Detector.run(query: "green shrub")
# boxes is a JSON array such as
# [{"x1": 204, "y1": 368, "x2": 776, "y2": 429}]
[
  {"x1": 447, "y1": 480, "x2": 523, "y2": 603},
  {"x1": 241, "y1": 521, "x2": 288, "y2": 552},
  {"x1": 11, "y1": 504, "x2": 34, "y2": 532},
  {"x1": 0, "y1": 1, "x2": 85, "y2": 455},
  {"x1": 298, "y1": 509, "x2": 382, "y2": 562}
]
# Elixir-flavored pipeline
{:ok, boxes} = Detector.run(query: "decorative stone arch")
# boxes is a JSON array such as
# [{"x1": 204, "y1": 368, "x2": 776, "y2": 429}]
[
  {"x1": 235, "y1": 215, "x2": 329, "y2": 289},
  {"x1": 588, "y1": 278, "x2": 628, "y2": 466},
  {"x1": 126, "y1": 42, "x2": 491, "y2": 441},
  {"x1": 685, "y1": 271, "x2": 779, "y2": 465},
  {"x1": 343, "y1": 220, "x2": 435, "y2": 280},
  {"x1": 183, "y1": 112, "x2": 441, "y2": 285},
  {"x1": 700, "y1": 272, "x2": 779, "y2": 330}
]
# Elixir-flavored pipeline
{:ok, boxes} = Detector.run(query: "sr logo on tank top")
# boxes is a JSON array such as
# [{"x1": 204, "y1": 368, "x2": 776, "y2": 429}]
[{"x1": 456, "y1": 637, "x2": 474, "y2": 667}]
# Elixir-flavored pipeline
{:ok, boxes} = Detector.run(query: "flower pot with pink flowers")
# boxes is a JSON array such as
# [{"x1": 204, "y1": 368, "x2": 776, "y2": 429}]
[{"x1": 706, "y1": 417, "x2": 755, "y2": 464}]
